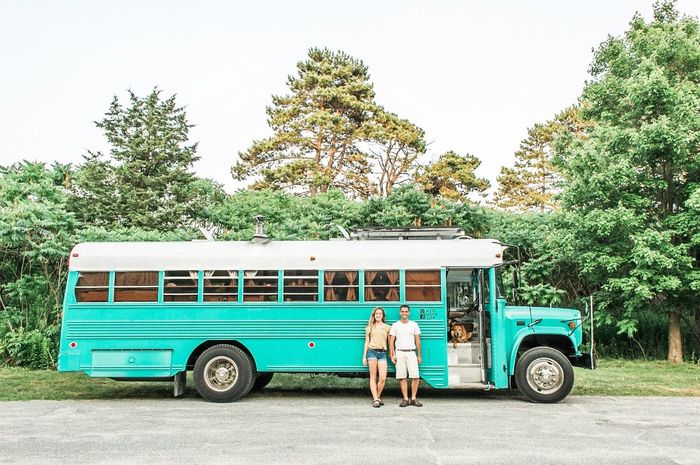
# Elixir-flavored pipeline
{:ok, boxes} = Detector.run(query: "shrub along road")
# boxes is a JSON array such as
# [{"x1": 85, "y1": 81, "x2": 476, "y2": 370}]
[{"x1": 1, "y1": 396, "x2": 699, "y2": 465}]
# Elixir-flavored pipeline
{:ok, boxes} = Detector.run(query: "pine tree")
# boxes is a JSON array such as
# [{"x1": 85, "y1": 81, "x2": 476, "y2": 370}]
[
  {"x1": 366, "y1": 109, "x2": 426, "y2": 197},
  {"x1": 232, "y1": 48, "x2": 377, "y2": 197},
  {"x1": 415, "y1": 151, "x2": 490, "y2": 202},
  {"x1": 494, "y1": 106, "x2": 591, "y2": 211},
  {"x1": 72, "y1": 89, "x2": 201, "y2": 230}
]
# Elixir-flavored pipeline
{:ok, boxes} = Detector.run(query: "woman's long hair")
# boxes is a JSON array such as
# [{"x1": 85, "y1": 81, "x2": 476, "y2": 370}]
[{"x1": 367, "y1": 307, "x2": 386, "y2": 329}]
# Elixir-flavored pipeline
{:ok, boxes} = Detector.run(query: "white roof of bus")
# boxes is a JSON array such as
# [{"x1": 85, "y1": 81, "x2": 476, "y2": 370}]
[{"x1": 69, "y1": 239, "x2": 507, "y2": 271}]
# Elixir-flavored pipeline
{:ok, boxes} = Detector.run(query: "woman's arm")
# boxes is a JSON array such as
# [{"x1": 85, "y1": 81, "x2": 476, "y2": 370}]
[{"x1": 362, "y1": 330, "x2": 370, "y2": 366}]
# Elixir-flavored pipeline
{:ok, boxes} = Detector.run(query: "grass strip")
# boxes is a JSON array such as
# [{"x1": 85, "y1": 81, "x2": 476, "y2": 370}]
[{"x1": 0, "y1": 359, "x2": 697, "y2": 401}]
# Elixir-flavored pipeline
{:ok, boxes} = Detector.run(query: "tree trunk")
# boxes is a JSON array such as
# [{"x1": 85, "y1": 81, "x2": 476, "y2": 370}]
[{"x1": 667, "y1": 310, "x2": 683, "y2": 364}]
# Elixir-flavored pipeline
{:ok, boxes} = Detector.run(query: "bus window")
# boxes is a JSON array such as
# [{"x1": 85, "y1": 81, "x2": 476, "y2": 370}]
[
  {"x1": 203, "y1": 270, "x2": 238, "y2": 302},
  {"x1": 365, "y1": 270, "x2": 399, "y2": 301},
  {"x1": 405, "y1": 270, "x2": 441, "y2": 301},
  {"x1": 75, "y1": 272, "x2": 109, "y2": 302},
  {"x1": 324, "y1": 271, "x2": 359, "y2": 301},
  {"x1": 114, "y1": 272, "x2": 158, "y2": 302},
  {"x1": 243, "y1": 270, "x2": 278, "y2": 302},
  {"x1": 164, "y1": 270, "x2": 198, "y2": 302},
  {"x1": 283, "y1": 270, "x2": 318, "y2": 302}
]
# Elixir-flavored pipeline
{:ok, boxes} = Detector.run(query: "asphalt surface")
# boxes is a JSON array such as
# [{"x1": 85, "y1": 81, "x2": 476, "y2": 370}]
[{"x1": 1, "y1": 395, "x2": 699, "y2": 465}]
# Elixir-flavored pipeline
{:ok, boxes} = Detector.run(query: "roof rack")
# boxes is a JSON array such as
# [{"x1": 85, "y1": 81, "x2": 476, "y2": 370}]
[{"x1": 351, "y1": 227, "x2": 470, "y2": 241}]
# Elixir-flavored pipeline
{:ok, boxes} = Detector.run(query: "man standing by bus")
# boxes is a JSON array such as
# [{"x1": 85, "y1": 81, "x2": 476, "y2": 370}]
[{"x1": 389, "y1": 304, "x2": 422, "y2": 407}]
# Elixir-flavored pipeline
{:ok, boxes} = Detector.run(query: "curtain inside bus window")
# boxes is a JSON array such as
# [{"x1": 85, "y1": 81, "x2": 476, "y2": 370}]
[
  {"x1": 75, "y1": 272, "x2": 109, "y2": 302},
  {"x1": 324, "y1": 270, "x2": 359, "y2": 301},
  {"x1": 365, "y1": 270, "x2": 399, "y2": 301},
  {"x1": 203, "y1": 270, "x2": 238, "y2": 302},
  {"x1": 405, "y1": 270, "x2": 441, "y2": 301},
  {"x1": 283, "y1": 270, "x2": 318, "y2": 302},
  {"x1": 164, "y1": 270, "x2": 198, "y2": 302},
  {"x1": 243, "y1": 270, "x2": 278, "y2": 302},
  {"x1": 114, "y1": 272, "x2": 158, "y2": 302},
  {"x1": 324, "y1": 271, "x2": 337, "y2": 301}
]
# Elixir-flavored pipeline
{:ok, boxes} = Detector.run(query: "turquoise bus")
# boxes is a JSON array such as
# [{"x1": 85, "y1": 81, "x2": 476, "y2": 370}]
[{"x1": 58, "y1": 237, "x2": 594, "y2": 403}]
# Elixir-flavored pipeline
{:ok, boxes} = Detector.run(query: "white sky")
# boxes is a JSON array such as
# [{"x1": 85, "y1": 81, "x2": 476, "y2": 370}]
[{"x1": 3, "y1": 0, "x2": 700, "y2": 193}]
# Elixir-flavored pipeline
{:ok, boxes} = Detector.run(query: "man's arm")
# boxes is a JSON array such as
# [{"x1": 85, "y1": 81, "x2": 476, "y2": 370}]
[
  {"x1": 389, "y1": 335, "x2": 396, "y2": 363},
  {"x1": 415, "y1": 334, "x2": 422, "y2": 364}
]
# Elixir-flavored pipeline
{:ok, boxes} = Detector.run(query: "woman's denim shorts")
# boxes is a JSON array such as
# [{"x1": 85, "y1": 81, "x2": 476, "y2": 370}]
[{"x1": 366, "y1": 348, "x2": 387, "y2": 361}]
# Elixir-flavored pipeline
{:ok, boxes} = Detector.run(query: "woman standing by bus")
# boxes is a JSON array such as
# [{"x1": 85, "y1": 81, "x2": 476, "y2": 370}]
[{"x1": 362, "y1": 307, "x2": 391, "y2": 408}]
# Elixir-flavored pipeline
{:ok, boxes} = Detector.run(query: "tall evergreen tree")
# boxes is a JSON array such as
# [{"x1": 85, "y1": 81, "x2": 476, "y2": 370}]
[
  {"x1": 72, "y1": 89, "x2": 201, "y2": 230},
  {"x1": 415, "y1": 151, "x2": 490, "y2": 202},
  {"x1": 232, "y1": 48, "x2": 377, "y2": 197},
  {"x1": 557, "y1": 0, "x2": 700, "y2": 363},
  {"x1": 366, "y1": 109, "x2": 426, "y2": 197},
  {"x1": 494, "y1": 106, "x2": 591, "y2": 211}
]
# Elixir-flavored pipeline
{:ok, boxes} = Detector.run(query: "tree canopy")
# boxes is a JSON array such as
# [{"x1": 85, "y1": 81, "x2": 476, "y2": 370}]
[
  {"x1": 71, "y1": 89, "x2": 203, "y2": 230},
  {"x1": 555, "y1": 0, "x2": 700, "y2": 363},
  {"x1": 232, "y1": 48, "x2": 378, "y2": 197},
  {"x1": 494, "y1": 106, "x2": 591, "y2": 211},
  {"x1": 415, "y1": 151, "x2": 490, "y2": 202}
]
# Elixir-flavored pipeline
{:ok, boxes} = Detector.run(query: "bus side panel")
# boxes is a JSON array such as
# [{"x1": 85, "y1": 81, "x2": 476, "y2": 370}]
[{"x1": 58, "y1": 304, "x2": 448, "y2": 387}]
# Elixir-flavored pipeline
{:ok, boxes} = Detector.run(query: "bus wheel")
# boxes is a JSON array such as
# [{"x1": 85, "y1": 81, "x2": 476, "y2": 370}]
[
  {"x1": 251, "y1": 372, "x2": 274, "y2": 392},
  {"x1": 515, "y1": 347, "x2": 574, "y2": 404},
  {"x1": 194, "y1": 344, "x2": 254, "y2": 402}
]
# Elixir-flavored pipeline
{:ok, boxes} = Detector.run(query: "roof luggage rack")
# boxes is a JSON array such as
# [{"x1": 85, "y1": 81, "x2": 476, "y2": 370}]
[{"x1": 351, "y1": 227, "x2": 470, "y2": 241}]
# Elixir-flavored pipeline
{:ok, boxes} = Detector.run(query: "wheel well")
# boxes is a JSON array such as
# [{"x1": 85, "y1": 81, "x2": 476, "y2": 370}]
[
  {"x1": 516, "y1": 334, "x2": 575, "y2": 359},
  {"x1": 186, "y1": 340, "x2": 256, "y2": 371}
]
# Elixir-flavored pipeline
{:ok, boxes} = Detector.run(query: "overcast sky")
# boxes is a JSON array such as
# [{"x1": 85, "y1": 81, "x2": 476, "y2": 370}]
[{"x1": 3, "y1": 0, "x2": 700, "y2": 193}]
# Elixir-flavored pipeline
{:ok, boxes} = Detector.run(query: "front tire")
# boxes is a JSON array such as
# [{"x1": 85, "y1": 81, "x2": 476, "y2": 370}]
[
  {"x1": 194, "y1": 344, "x2": 255, "y2": 402},
  {"x1": 515, "y1": 347, "x2": 574, "y2": 403}
]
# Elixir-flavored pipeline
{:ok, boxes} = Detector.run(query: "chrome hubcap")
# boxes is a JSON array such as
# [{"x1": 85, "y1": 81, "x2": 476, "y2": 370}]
[
  {"x1": 526, "y1": 357, "x2": 564, "y2": 393},
  {"x1": 204, "y1": 356, "x2": 239, "y2": 392}
]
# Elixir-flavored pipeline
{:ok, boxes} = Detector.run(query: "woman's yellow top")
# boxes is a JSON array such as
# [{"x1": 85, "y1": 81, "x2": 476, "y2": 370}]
[{"x1": 365, "y1": 323, "x2": 390, "y2": 350}]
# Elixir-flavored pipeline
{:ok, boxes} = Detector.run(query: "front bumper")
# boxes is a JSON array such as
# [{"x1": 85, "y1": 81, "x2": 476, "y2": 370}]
[{"x1": 569, "y1": 353, "x2": 596, "y2": 369}]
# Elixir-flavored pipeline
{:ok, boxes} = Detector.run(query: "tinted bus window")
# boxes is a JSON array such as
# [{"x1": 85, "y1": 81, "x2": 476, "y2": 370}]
[
  {"x1": 324, "y1": 271, "x2": 359, "y2": 301},
  {"x1": 365, "y1": 270, "x2": 399, "y2": 301},
  {"x1": 243, "y1": 270, "x2": 278, "y2": 302},
  {"x1": 283, "y1": 270, "x2": 318, "y2": 302},
  {"x1": 405, "y1": 270, "x2": 441, "y2": 301},
  {"x1": 114, "y1": 272, "x2": 159, "y2": 302},
  {"x1": 164, "y1": 270, "x2": 198, "y2": 302},
  {"x1": 75, "y1": 272, "x2": 109, "y2": 302},
  {"x1": 203, "y1": 270, "x2": 238, "y2": 302}
]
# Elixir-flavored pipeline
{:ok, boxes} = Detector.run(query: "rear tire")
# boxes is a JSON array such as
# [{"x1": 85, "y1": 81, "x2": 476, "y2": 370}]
[
  {"x1": 194, "y1": 344, "x2": 255, "y2": 402},
  {"x1": 251, "y1": 372, "x2": 274, "y2": 392},
  {"x1": 515, "y1": 347, "x2": 574, "y2": 403}
]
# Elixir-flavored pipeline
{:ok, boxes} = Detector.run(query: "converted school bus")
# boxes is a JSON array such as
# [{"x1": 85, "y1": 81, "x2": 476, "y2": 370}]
[{"x1": 58, "y1": 228, "x2": 593, "y2": 403}]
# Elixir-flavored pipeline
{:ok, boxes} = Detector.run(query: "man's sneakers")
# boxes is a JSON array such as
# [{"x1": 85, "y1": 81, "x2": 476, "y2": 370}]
[{"x1": 399, "y1": 399, "x2": 423, "y2": 407}]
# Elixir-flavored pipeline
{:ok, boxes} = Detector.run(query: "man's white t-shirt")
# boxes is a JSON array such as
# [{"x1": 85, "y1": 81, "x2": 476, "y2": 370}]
[{"x1": 389, "y1": 320, "x2": 421, "y2": 350}]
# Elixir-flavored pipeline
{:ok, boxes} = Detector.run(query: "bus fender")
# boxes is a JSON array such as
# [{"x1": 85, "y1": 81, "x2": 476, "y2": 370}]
[
  {"x1": 508, "y1": 327, "x2": 576, "y2": 375},
  {"x1": 508, "y1": 328, "x2": 535, "y2": 376}
]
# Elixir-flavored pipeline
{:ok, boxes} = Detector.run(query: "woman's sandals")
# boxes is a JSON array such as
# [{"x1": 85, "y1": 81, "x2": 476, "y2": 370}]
[{"x1": 372, "y1": 399, "x2": 381, "y2": 408}]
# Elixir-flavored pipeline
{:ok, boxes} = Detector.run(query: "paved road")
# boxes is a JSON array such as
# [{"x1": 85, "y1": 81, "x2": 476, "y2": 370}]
[{"x1": 1, "y1": 394, "x2": 699, "y2": 465}]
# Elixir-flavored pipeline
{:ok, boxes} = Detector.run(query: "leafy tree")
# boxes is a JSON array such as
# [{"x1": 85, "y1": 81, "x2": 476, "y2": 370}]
[
  {"x1": 71, "y1": 88, "x2": 202, "y2": 230},
  {"x1": 233, "y1": 48, "x2": 377, "y2": 197},
  {"x1": 0, "y1": 162, "x2": 76, "y2": 368},
  {"x1": 366, "y1": 110, "x2": 426, "y2": 196},
  {"x1": 415, "y1": 151, "x2": 490, "y2": 202},
  {"x1": 557, "y1": 1, "x2": 700, "y2": 362},
  {"x1": 494, "y1": 106, "x2": 591, "y2": 212}
]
